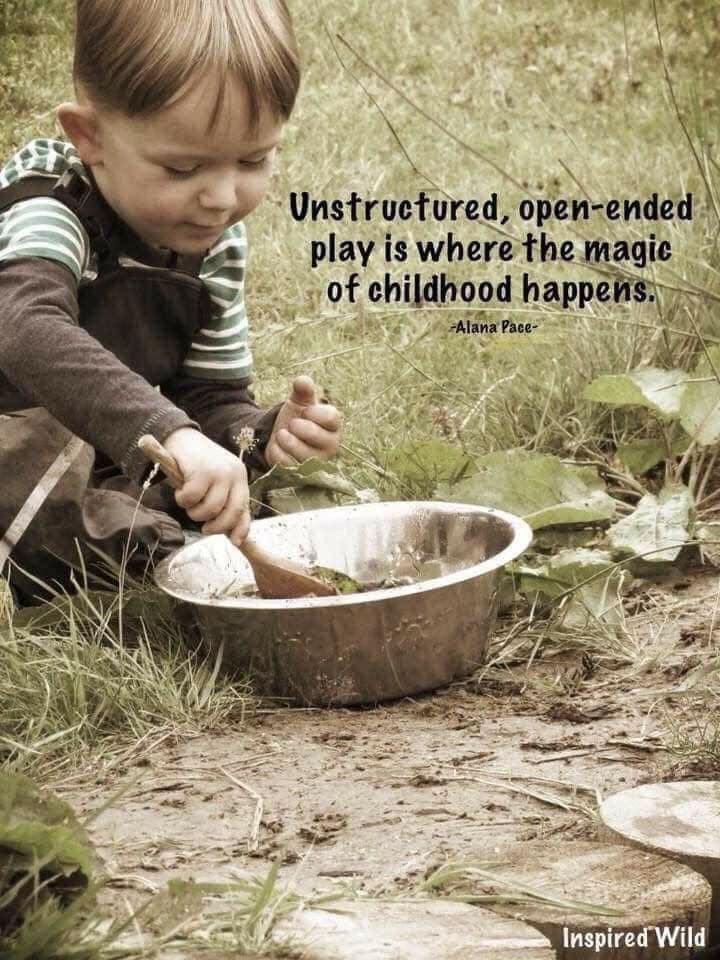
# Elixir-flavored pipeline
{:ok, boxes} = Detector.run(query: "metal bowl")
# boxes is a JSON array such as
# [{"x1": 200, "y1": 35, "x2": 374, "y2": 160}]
[{"x1": 155, "y1": 501, "x2": 532, "y2": 706}]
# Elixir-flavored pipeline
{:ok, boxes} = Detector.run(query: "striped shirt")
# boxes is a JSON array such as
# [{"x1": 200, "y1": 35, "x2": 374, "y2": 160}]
[{"x1": 0, "y1": 138, "x2": 252, "y2": 380}]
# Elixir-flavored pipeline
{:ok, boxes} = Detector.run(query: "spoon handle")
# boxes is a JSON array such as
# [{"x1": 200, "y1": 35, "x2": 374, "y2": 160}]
[{"x1": 138, "y1": 435, "x2": 184, "y2": 488}]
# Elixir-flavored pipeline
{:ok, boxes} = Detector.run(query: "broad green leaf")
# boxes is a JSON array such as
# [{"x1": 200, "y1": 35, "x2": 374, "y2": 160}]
[
  {"x1": 249, "y1": 458, "x2": 378, "y2": 509},
  {"x1": 384, "y1": 440, "x2": 473, "y2": 490},
  {"x1": 265, "y1": 487, "x2": 339, "y2": 515},
  {"x1": 0, "y1": 773, "x2": 95, "y2": 884},
  {"x1": 695, "y1": 521, "x2": 720, "y2": 564},
  {"x1": 616, "y1": 439, "x2": 666, "y2": 475},
  {"x1": 532, "y1": 528, "x2": 602, "y2": 551},
  {"x1": 616, "y1": 434, "x2": 690, "y2": 475},
  {"x1": 608, "y1": 484, "x2": 693, "y2": 563},
  {"x1": 679, "y1": 346, "x2": 720, "y2": 446},
  {"x1": 144, "y1": 878, "x2": 209, "y2": 934},
  {"x1": 437, "y1": 450, "x2": 615, "y2": 530},
  {"x1": 513, "y1": 549, "x2": 628, "y2": 627},
  {"x1": 583, "y1": 368, "x2": 689, "y2": 420},
  {"x1": 0, "y1": 773, "x2": 97, "y2": 936}
]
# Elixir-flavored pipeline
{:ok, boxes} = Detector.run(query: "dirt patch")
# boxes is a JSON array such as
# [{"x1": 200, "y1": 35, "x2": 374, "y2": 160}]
[
  {"x1": 58, "y1": 676, "x2": 662, "y2": 902},
  {"x1": 53, "y1": 574, "x2": 720, "y2": 919}
]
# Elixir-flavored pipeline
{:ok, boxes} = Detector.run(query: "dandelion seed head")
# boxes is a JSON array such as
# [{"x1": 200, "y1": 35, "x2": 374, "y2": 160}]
[{"x1": 234, "y1": 427, "x2": 257, "y2": 459}]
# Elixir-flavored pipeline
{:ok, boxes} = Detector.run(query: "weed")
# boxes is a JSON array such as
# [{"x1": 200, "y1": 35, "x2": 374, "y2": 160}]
[
  {"x1": 662, "y1": 696, "x2": 720, "y2": 773},
  {"x1": 0, "y1": 574, "x2": 254, "y2": 778}
]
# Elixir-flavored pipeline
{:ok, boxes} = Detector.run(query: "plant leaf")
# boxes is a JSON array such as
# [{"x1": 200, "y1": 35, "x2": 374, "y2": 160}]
[
  {"x1": 7, "y1": 586, "x2": 173, "y2": 634},
  {"x1": 265, "y1": 487, "x2": 339, "y2": 515},
  {"x1": 678, "y1": 346, "x2": 720, "y2": 446},
  {"x1": 249, "y1": 458, "x2": 378, "y2": 511},
  {"x1": 616, "y1": 434, "x2": 689, "y2": 475},
  {"x1": 0, "y1": 773, "x2": 95, "y2": 883},
  {"x1": 608, "y1": 484, "x2": 693, "y2": 563},
  {"x1": 0, "y1": 772, "x2": 98, "y2": 937},
  {"x1": 384, "y1": 440, "x2": 474, "y2": 491},
  {"x1": 513, "y1": 548, "x2": 628, "y2": 627},
  {"x1": 583, "y1": 368, "x2": 689, "y2": 420},
  {"x1": 437, "y1": 450, "x2": 615, "y2": 530}
]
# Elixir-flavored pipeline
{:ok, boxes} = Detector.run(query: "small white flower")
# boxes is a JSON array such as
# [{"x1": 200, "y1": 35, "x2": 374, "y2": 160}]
[{"x1": 234, "y1": 427, "x2": 257, "y2": 460}]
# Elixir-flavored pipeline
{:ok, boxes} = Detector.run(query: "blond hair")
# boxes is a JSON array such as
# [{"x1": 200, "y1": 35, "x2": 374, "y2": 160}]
[{"x1": 73, "y1": 0, "x2": 300, "y2": 128}]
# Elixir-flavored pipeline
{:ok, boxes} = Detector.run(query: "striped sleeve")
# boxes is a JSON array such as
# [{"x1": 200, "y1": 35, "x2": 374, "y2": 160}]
[
  {"x1": 0, "y1": 138, "x2": 76, "y2": 187},
  {"x1": 182, "y1": 221, "x2": 253, "y2": 381},
  {"x1": 0, "y1": 197, "x2": 90, "y2": 282}
]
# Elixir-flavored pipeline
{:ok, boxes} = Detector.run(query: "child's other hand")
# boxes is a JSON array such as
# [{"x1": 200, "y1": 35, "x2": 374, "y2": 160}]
[
  {"x1": 265, "y1": 375, "x2": 342, "y2": 467},
  {"x1": 163, "y1": 428, "x2": 250, "y2": 545}
]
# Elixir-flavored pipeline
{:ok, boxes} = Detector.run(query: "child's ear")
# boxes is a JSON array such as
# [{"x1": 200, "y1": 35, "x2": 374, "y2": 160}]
[{"x1": 56, "y1": 102, "x2": 104, "y2": 165}]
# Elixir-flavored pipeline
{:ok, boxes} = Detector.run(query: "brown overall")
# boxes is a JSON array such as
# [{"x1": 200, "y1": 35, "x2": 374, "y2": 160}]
[{"x1": 0, "y1": 171, "x2": 276, "y2": 602}]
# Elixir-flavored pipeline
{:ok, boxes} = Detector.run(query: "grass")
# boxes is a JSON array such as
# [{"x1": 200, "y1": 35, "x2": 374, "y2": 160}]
[
  {"x1": 663, "y1": 699, "x2": 720, "y2": 773},
  {"x1": 418, "y1": 859, "x2": 625, "y2": 916},
  {"x1": 2, "y1": 0, "x2": 720, "y2": 953},
  {"x1": 2, "y1": 860, "x2": 339, "y2": 958},
  {"x1": 0, "y1": 576, "x2": 253, "y2": 780}
]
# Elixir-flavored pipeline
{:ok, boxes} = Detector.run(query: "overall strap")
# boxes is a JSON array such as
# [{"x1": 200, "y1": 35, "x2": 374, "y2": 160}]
[
  {"x1": 0, "y1": 170, "x2": 207, "y2": 276},
  {"x1": 0, "y1": 170, "x2": 114, "y2": 260},
  {"x1": 0, "y1": 176, "x2": 57, "y2": 212}
]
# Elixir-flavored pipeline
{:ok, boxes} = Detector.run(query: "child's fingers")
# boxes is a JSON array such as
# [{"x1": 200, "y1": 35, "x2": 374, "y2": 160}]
[
  {"x1": 271, "y1": 428, "x2": 307, "y2": 461},
  {"x1": 265, "y1": 438, "x2": 299, "y2": 467},
  {"x1": 175, "y1": 476, "x2": 211, "y2": 511},
  {"x1": 300, "y1": 404, "x2": 342, "y2": 431},
  {"x1": 289, "y1": 418, "x2": 341, "y2": 454},
  {"x1": 185, "y1": 478, "x2": 232, "y2": 522},
  {"x1": 202, "y1": 482, "x2": 250, "y2": 539},
  {"x1": 274, "y1": 425, "x2": 335, "y2": 461},
  {"x1": 228, "y1": 509, "x2": 251, "y2": 547}
]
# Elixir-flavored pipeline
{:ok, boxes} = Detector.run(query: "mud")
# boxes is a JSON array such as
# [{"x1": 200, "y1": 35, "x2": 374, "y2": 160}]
[
  {"x1": 54, "y1": 573, "x2": 720, "y2": 934},
  {"x1": 58, "y1": 671, "x2": 660, "y2": 897}
]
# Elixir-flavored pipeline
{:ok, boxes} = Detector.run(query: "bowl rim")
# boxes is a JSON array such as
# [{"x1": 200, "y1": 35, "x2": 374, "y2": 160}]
[{"x1": 154, "y1": 501, "x2": 533, "y2": 610}]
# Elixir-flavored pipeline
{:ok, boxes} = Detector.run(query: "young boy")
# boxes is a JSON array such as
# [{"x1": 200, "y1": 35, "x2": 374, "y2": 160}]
[{"x1": 0, "y1": 0, "x2": 342, "y2": 598}]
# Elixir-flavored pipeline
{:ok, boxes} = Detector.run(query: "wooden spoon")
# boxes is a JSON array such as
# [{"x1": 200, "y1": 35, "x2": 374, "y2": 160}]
[{"x1": 138, "y1": 435, "x2": 337, "y2": 599}]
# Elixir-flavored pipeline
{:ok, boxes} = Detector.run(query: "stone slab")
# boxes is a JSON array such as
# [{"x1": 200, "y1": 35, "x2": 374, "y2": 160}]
[{"x1": 272, "y1": 898, "x2": 555, "y2": 959}]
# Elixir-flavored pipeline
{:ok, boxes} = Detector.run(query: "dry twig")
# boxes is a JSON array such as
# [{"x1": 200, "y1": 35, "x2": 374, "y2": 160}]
[{"x1": 220, "y1": 765, "x2": 264, "y2": 853}]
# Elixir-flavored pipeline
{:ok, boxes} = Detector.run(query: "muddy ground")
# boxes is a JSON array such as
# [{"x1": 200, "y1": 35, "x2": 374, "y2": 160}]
[{"x1": 57, "y1": 572, "x2": 718, "y2": 917}]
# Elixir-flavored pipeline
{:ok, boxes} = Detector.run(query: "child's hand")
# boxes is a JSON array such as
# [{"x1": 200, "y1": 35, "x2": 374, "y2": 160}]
[
  {"x1": 163, "y1": 427, "x2": 250, "y2": 545},
  {"x1": 265, "y1": 375, "x2": 342, "y2": 467}
]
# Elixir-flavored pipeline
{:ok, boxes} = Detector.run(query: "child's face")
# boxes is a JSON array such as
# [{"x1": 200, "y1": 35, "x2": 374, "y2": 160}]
[{"x1": 89, "y1": 74, "x2": 284, "y2": 253}]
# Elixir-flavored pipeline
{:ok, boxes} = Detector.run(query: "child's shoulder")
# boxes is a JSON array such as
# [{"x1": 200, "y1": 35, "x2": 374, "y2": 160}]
[
  {"x1": 0, "y1": 139, "x2": 91, "y2": 282},
  {"x1": 0, "y1": 138, "x2": 87, "y2": 188},
  {"x1": 199, "y1": 220, "x2": 248, "y2": 278}
]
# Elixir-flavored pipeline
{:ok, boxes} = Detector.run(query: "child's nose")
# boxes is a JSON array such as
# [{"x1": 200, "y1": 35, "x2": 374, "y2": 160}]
[{"x1": 199, "y1": 174, "x2": 237, "y2": 211}]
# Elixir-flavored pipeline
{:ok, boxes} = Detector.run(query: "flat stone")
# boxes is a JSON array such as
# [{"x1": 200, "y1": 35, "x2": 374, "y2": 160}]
[
  {"x1": 600, "y1": 781, "x2": 720, "y2": 860},
  {"x1": 600, "y1": 781, "x2": 720, "y2": 946},
  {"x1": 272, "y1": 898, "x2": 555, "y2": 959},
  {"x1": 467, "y1": 841, "x2": 711, "y2": 959}
]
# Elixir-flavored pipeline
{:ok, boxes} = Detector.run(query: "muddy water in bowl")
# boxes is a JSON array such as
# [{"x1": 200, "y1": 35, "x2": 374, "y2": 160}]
[{"x1": 155, "y1": 502, "x2": 532, "y2": 705}]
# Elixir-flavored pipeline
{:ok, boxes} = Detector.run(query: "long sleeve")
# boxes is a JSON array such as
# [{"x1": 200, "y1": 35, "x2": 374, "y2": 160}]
[
  {"x1": 163, "y1": 373, "x2": 281, "y2": 472},
  {"x1": 0, "y1": 256, "x2": 198, "y2": 481}
]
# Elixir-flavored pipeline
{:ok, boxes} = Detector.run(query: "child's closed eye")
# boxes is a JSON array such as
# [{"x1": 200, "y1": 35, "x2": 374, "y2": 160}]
[
  {"x1": 163, "y1": 157, "x2": 268, "y2": 179},
  {"x1": 164, "y1": 166, "x2": 199, "y2": 179}
]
